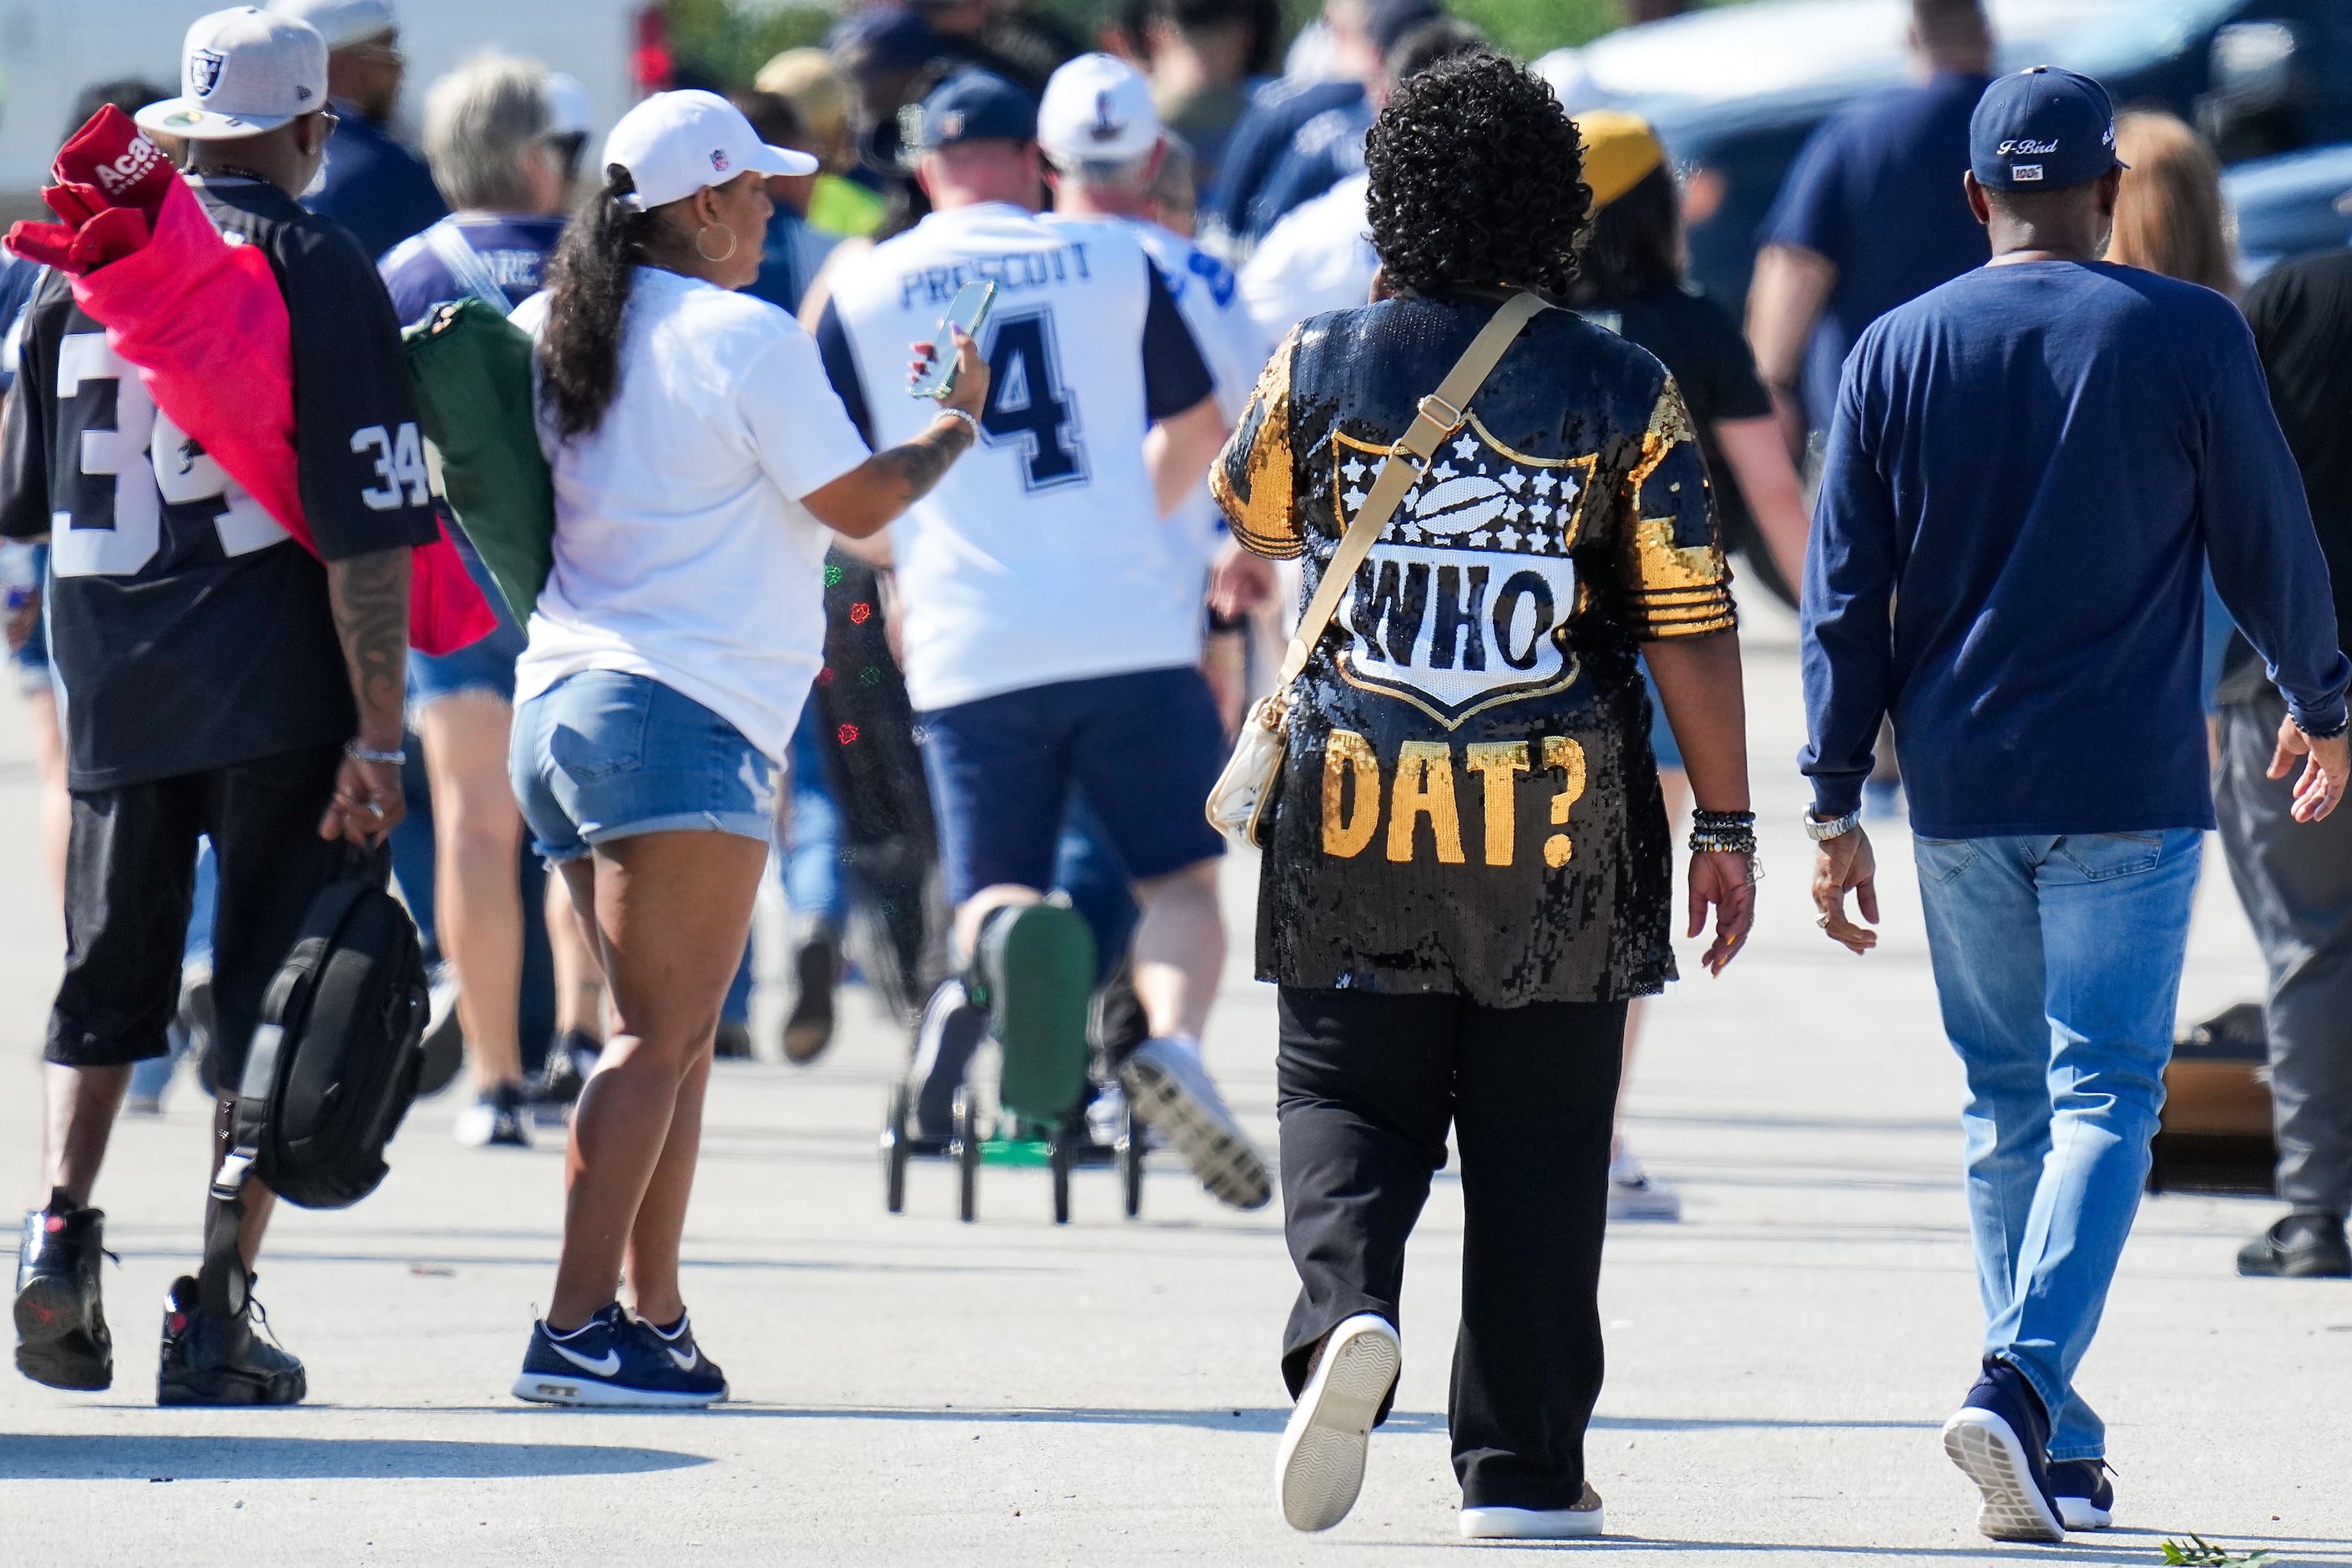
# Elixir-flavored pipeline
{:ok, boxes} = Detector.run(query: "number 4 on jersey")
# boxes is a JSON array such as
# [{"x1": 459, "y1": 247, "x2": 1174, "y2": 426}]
[{"x1": 979, "y1": 311, "x2": 1088, "y2": 492}]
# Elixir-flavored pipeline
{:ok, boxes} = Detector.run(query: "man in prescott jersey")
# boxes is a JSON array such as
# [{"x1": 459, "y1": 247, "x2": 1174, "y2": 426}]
[
  {"x1": 4, "y1": 7, "x2": 438, "y2": 1405},
  {"x1": 815, "y1": 70, "x2": 1272, "y2": 1209}
]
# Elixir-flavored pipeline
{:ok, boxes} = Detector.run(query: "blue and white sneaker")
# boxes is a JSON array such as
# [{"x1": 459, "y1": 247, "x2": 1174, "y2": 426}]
[
  {"x1": 2047, "y1": 1459, "x2": 2115, "y2": 1530},
  {"x1": 512, "y1": 1303, "x2": 728, "y2": 1407},
  {"x1": 1941, "y1": 1358, "x2": 2065, "y2": 1542}
]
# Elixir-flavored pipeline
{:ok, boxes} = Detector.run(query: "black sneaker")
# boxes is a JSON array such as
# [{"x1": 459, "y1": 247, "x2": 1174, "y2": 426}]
[
  {"x1": 531, "y1": 1029, "x2": 599, "y2": 1108},
  {"x1": 1941, "y1": 1357, "x2": 2064, "y2": 1541},
  {"x1": 639, "y1": 1310, "x2": 726, "y2": 1396},
  {"x1": 781, "y1": 917, "x2": 842, "y2": 1065},
  {"x1": 14, "y1": 1196, "x2": 112, "y2": 1391},
  {"x1": 454, "y1": 1083, "x2": 531, "y2": 1148},
  {"x1": 157, "y1": 1274, "x2": 306, "y2": 1406},
  {"x1": 512, "y1": 1302, "x2": 728, "y2": 1406},
  {"x1": 412, "y1": 963, "x2": 467, "y2": 1099},
  {"x1": 2237, "y1": 1211, "x2": 2351, "y2": 1277},
  {"x1": 2047, "y1": 1459, "x2": 2115, "y2": 1530},
  {"x1": 713, "y1": 1020, "x2": 754, "y2": 1060},
  {"x1": 910, "y1": 979, "x2": 988, "y2": 1141}
]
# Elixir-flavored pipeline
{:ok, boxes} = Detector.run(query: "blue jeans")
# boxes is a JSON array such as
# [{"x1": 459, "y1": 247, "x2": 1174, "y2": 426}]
[
  {"x1": 783, "y1": 701, "x2": 846, "y2": 923},
  {"x1": 1913, "y1": 828, "x2": 2202, "y2": 1462}
]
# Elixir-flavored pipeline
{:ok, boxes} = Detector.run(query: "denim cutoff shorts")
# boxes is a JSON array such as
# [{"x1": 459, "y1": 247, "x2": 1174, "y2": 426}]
[
  {"x1": 407, "y1": 534, "x2": 526, "y2": 709},
  {"x1": 511, "y1": 670, "x2": 777, "y2": 863}
]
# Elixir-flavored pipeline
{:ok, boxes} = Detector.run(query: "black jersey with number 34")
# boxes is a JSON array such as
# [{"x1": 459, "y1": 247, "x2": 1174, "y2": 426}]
[{"x1": 0, "y1": 177, "x2": 438, "y2": 790}]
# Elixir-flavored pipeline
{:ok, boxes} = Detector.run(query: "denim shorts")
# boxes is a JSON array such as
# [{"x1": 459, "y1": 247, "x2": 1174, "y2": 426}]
[
  {"x1": 407, "y1": 534, "x2": 525, "y2": 709},
  {"x1": 510, "y1": 670, "x2": 778, "y2": 863}
]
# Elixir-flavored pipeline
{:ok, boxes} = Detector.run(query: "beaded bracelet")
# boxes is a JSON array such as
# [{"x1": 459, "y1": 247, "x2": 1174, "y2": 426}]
[{"x1": 1688, "y1": 807, "x2": 1758, "y2": 858}]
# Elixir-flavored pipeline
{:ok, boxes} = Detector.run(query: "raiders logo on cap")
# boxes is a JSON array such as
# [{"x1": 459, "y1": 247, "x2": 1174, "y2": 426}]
[{"x1": 191, "y1": 48, "x2": 225, "y2": 97}]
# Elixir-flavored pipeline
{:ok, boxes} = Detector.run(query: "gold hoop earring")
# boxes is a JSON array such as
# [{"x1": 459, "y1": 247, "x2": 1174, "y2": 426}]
[{"x1": 695, "y1": 221, "x2": 739, "y2": 263}]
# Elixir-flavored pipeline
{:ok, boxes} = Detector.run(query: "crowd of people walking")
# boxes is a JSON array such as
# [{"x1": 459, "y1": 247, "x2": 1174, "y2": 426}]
[{"x1": 6, "y1": 0, "x2": 2351, "y2": 1549}]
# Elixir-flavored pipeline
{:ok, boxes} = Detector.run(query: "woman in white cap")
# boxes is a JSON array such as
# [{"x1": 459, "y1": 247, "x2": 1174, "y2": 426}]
[{"x1": 506, "y1": 89, "x2": 988, "y2": 1406}]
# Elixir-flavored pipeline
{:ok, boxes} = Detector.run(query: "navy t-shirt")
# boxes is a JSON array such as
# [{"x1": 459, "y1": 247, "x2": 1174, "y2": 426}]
[
  {"x1": 1761, "y1": 71, "x2": 1990, "y2": 432},
  {"x1": 378, "y1": 214, "x2": 566, "y2": 325},
  {"x1": 1202, "y1": 78, "x2": 1369, "y2": 250},
  {"x1": 1802, "y1": 260, "x2": 2351, "y2": 838},
  {"x1": 304, "y1": 109, "x2": 449, "y2": 262}
]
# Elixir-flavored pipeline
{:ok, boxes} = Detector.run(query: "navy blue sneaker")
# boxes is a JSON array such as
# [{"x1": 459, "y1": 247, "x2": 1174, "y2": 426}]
[
  {"x1": 512, "y1": 1303, "x2": 728, "y2": 1407},
  {"x1": 639, "y1": 1311, "x2": 726, "y2": 1398},
  {"x1": 2048, "y1": 1459, "x2": 2114, "y2": 1530},
  {"x1": 1942, "y1": 1358, "x2": 2065, "y2": 1541}
]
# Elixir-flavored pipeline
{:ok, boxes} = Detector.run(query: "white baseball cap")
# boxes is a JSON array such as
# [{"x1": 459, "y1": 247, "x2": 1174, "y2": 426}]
[
  {"x1": 544, "y1": 71, "x2": 595, "y2": 139},
  {"x1": 266, "y1": 0, "x2": 397, "y2": 51},
  {"x1": 602, "y1": 89, "x2": 817, "y2": 210},
  {"x1": 135, "y1": 7, "x2": 328, "y2": 142},
  {"x1": 1037, "y1": 53, "x2": 1161, "y2": 169}
]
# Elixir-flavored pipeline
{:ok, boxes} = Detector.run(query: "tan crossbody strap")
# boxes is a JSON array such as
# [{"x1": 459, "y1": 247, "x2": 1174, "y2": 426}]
[{"x1": 1274, "y1": 291, "x2": 1551, "y2": 690}]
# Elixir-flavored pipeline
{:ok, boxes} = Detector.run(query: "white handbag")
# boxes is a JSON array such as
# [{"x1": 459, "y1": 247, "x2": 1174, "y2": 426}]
[{"x1": 1206, "y1": 291, "x2": 1552, "y2": 846}]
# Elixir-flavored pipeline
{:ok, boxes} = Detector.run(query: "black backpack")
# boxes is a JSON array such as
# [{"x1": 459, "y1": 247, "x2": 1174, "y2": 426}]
[{"x1": 202, "y1": 844, "x2": 428, "y2": 1315}]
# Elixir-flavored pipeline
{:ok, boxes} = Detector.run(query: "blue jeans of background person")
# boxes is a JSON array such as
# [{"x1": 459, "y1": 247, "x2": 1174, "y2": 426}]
[
  {"x1": 784, "y1": 701, "x2": 845, "y2": 924},
  {"x1": 131, "y1": 839, "x2": 219, "y2": 1100},
  {"x1": 1912, "y1": 828, "x2": 2202, "y2": 1463}
]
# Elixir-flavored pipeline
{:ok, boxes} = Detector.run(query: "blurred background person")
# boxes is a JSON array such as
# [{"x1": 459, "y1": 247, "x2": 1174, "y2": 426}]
[
  {"x1": 755, "y1": 48, "x2": 888, "y2": 240},
  {"x1": 378, "y1": 54, "x2": 585, "y2": 1146},
  {"x1": 2104, "y1": 109, "x2": 2238, "y2": 297},
  {"x1": 2212, "y1": 163, "x2": 2352, "y2": 1281},
  {"x1": 270, "y1": 0, "x2": 448, "y2": 260},
  {"x1": 1201, "y1": 0, "x2": 1435, "y2": 259},
  {"x1": 1113, "y1": 0, "x2": 1282, "y2": 194},
  {"x1": 731, "y1": 89, "x2": 841, "y2": 316},
  {"x1": 1747, "y1": 0, "x2": 1992, "y2": 462},
  {"x1": 1233, "y1": 16, "x2": 1480, "y2": 348},
  {"x1": 1565, "y1": 109, "x2": 1810, "y2": 1222}
]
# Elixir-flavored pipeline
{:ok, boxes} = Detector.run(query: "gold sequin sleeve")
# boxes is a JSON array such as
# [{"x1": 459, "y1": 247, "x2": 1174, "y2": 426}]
[
  {"x1": 1616, "y1": 374, "x2": 1737, "y2": 640},
  {"x1": 1210, "y1": 327, "x2": 1304, "y2": 559}
]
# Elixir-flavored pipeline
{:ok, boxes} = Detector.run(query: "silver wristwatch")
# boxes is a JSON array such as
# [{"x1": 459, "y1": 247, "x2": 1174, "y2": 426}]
[{"x1": 1803, "y1": 807, "x2": 1862, "y2": 842}]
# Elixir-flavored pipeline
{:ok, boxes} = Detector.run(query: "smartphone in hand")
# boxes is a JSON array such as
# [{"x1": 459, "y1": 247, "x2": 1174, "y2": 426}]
[{"x1": 910, "y1": 279, "x2": 997, "y2": 400}]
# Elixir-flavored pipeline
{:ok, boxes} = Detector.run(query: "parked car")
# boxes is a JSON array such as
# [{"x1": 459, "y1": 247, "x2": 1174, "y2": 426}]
[
  {"x1": 1540, "y1": 0, "x2": 2352, "y2": 313},
  {"x1": 2226, "y1": 139, "x2": 2352, "y2": 279}
]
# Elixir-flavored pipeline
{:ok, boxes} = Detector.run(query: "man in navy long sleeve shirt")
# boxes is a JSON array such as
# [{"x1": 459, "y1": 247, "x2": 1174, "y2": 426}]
[{"x1": 1801, "y1": 69, "x2": 2349, "y2": 1546}]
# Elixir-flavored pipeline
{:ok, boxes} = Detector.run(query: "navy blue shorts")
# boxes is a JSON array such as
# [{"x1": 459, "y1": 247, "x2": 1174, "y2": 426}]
[{"x1": 920, "y1": 665, "x2": 1226, "y2": 906}]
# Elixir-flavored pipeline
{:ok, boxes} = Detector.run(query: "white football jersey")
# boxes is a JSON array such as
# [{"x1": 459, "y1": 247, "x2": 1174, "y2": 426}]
[{"x1": 822, "y1": 201, "x2": 1211, "y2": 711}]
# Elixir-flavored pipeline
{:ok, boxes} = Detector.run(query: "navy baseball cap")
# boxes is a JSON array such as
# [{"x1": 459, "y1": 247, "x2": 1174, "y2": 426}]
[
  {"x1": 1969, "y1": 65, "x2": 2127, "y2": 191},
  {"x1": 906, "y1": 70, "x2": 1037, "y2": 152}
]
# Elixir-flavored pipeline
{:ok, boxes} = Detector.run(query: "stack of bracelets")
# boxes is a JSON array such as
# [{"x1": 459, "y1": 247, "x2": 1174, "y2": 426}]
[{"x1": 1689, "y1": 809, "x2": 1760, "y2": 881}]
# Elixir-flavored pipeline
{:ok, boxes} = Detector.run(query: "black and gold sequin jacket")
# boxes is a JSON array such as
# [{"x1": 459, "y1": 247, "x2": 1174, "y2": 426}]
[{"x1": 1211, "y1": 293, "x2": 1735, "y2": 1005}]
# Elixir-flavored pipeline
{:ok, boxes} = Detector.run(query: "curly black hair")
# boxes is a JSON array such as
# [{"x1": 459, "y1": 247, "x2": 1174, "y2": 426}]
[{"x1": 1364, "y1": 53, "x2": 1590, "y2": 298}]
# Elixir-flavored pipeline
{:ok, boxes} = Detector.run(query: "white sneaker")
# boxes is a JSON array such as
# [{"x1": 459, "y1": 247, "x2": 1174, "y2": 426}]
[
  {"x1": 1276, "y1": 1313, "x2": 1400, "y2": 1532},
  {"x1": 1121, "y1": 1036, "x2": 1271, "y2": 1209},
  {"x1": 1607, "y1": 1146, "x2": 1681, "y2": 1222},
  {"x1": 1460, "y1": 1484, "x2": 1606, "y2": 1540}
]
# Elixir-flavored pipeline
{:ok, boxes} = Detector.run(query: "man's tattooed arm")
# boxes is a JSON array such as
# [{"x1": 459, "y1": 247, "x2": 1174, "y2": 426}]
[
  {"x1": 326, "y1": 547, "x2": 412, "y2": 746},
  {"x1": 320, "y1": 547, "x2": 412, "y2": 845}
]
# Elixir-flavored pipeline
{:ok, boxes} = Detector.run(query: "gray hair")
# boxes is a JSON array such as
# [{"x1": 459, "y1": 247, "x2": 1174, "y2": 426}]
[
  {"x1": 423, "y1": 53, "x2": 554, "y2": 212},
  {"x1": 1054, "y1": 146, "x2": 1160, "y2": 198}
]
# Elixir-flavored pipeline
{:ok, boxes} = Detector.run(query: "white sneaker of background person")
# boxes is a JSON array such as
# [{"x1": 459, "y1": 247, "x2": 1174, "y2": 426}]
[
  {"x1": 1607, "y1": 1141, "x2": 1681, "y2": 1222},
  {"x1": 1120, "y1": 1034, "x2": 1270, "y2": 1209}
]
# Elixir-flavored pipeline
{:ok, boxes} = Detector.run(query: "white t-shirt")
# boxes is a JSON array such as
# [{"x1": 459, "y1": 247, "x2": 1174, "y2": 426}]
[
  {"x1": 1239, "y1": 173, "x2": 1378, "y2": 348},
  {"x1": 817, "y1": 202, "x2": 1211, "y2": 711},
  {"x1": 1090, "y1": 217, "x2": 1272, "y2": 572},
  {"x1": 510, "y1": 268, "x2": 870, "y2": 762}
]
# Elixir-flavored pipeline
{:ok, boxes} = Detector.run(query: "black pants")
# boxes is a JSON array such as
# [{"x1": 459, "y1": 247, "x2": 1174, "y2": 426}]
[
  {"x1": 48, "y1": 745, "x2": 346, "y2": 1095},
  {"x1": 2215, "y1": 688, "x2": 2352, "y2": 1216},
  {"x1": 1276, "y1": 984, "x2": 1625, "y2": 1510}
]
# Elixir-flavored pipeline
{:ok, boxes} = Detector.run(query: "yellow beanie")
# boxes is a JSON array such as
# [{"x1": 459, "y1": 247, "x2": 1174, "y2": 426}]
[{"x1": 1575, "y1": 109, "x2": 1667, "y2": 213}]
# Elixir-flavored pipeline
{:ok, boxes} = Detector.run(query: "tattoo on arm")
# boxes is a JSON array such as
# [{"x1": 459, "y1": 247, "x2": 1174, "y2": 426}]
[
  {"x1": 325, "y1": 548, "x2": 411, "y2": 738},
  {"x1": 867, "y1": 417, "x2": 974, "y2": 507}
]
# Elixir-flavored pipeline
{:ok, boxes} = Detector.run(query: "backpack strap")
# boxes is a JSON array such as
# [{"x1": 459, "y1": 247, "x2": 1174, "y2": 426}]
[{"x1": 422, "y1": 218, "x2": 515, "y2": 316}]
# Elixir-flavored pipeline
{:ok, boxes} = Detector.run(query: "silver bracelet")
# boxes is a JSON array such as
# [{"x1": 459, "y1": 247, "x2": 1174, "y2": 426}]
[
  {"x1": 1803, "y1": 807, "x2": 1861, "y2": 842},
  {"x1": 346, "y1": 740, "x2": 407, "y2": 766},
  {"x1": 936, "y1": 406, "x2": 980, "y2": 439}
]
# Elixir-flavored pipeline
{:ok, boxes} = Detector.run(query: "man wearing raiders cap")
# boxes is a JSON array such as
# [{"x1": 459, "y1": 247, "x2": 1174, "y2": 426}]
[
  {"x1": 6, "y1": 5, "x2": 438, "y2": 1405},
  {"x1": 1803, "y1": 64, "x2": 2352, "y2": 1541}
]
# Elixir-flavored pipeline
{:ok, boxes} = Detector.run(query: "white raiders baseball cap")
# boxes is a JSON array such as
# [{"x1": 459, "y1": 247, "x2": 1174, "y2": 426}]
[
  {"x1": 135, "y1": 7, "x2": 328, "y2": 142},
  {"x1": 1037, "y1": 53, "x2": 1161, "y2": 169},
  {"x1": 603, "y1": 89, "x2": 817, "y2": 210}
]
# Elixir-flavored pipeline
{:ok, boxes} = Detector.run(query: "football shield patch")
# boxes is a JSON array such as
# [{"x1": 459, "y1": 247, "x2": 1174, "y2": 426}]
[{"x1": 1333, "y1": 414, "x2": 1596, "y2": 727}]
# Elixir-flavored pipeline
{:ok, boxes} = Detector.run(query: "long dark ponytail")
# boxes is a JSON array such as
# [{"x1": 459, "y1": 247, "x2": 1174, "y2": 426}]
[{"x1": 540, "y1": 164, "x2": 658, "y2": 440}]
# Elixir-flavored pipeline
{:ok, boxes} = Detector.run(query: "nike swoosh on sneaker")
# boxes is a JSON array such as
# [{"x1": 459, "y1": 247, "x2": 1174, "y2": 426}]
[
  {"x1": 665, "y1": 1345, "x2": 701, "y2": 1373},
  {"x1": 550, "y1": 1342, "x2": 622, "y2": 1377}
]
